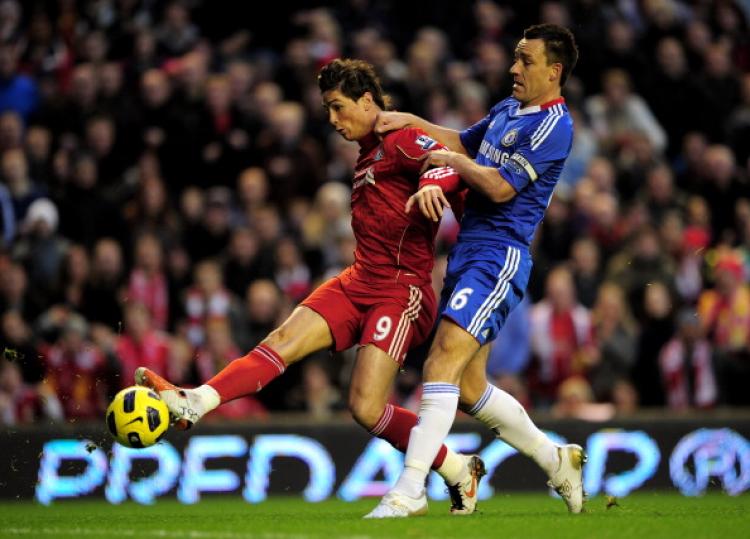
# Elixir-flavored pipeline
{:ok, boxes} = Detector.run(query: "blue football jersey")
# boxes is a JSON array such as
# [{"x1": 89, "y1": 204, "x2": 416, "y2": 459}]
[{"x1": 458, "y1": 96, "x2": 573, "y2": 248}]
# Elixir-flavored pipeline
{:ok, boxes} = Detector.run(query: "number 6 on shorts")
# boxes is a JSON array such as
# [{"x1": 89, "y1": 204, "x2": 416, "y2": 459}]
[{"x1": 449, "y1": 287, "x2": 473, "y2": 310}]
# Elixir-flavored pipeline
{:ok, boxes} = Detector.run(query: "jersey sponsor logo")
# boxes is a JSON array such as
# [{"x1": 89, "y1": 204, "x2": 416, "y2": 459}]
[
  {"x1": 353, "y1": 166, "x2": 376, "y2": 189},
  {"x1": 478, "y1": 140, "x2": 510, "y2": 165},
  {"x1": 416, "y1": 134, "x2": 437, "y2": 150},
  {"x1": 501, "y1": 129, "x2": 518, "y2": 147},
  {"x1": 508, "y1": 153, "x2": 538, "y2": 181}
]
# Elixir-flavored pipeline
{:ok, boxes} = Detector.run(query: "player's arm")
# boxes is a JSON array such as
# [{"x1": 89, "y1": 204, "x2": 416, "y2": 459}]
[
  {"x1": 391, "y1": 128, "x2": 464, "y2": 221},
  {"x1": 376, "y1": 112, "x2": 469, "y2": 155},
  {"x1": 405, "y1": 166, "x2": 464, "y2": 222},
  {"x1": 419, "y1": 150, "x2": 517, "y2": 204}
]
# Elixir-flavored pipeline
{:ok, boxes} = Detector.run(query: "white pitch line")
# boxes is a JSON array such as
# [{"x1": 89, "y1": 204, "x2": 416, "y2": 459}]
[{"x1": 3, "y1": 528, "x2": 375, "y2": 539}]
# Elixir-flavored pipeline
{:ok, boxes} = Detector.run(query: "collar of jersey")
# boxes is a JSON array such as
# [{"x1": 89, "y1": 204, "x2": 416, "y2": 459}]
[
  {"x1": 358, "y1": 132, "x2": 380, "y2": 152},
  {"x1": 515, "y1": 97, "x2": 566, "y2": 116}
]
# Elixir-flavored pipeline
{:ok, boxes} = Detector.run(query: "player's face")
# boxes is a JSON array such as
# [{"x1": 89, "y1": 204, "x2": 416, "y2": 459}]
[
  {"x1": 509, "y1": 38, "x2": 560, "y2": 106},
  {"x1": 322, "y1": 89, "x2": 375, "y2": 142}
]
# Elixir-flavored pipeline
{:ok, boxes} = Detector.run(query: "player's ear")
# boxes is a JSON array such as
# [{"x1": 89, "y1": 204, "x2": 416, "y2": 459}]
[
  {"x1": 361, "y1": 91, "x2": 374, "y2": 111},
  {"x1": 549, "y1": 63, "x2": 562, "y2": 83}
]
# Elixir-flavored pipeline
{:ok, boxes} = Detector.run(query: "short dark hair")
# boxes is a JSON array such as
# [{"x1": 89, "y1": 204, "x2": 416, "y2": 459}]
[
  {"x1": 318, "y1": 58, "x2": 391, "y2": 110},
  {"x1": 524, "y1": 24, "x2": 579, "y2": 86}
]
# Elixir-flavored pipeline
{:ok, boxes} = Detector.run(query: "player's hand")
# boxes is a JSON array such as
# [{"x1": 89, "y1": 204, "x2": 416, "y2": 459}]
[
  {"x1": 405, "y1": 184, "x2": 451, "y2": 222},
  {"x1": 418, "y1": 149, "x2": 460, "y2": 174},
  {"x1": 375, "y1": 112, "x2": 413, "y2": 134}
]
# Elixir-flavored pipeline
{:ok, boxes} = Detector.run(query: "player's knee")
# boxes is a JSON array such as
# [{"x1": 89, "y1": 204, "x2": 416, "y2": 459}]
[
  {"x1": 423, "y1": 348, "x2": 464, "y2": 383},
  {"x1": 262, "y1": 325, "x2": 297, "y2": 360},
  {"x1": 263, "y1": 325, "x2": 287, "y2": 348},
  {"x1": 348, "y1": 392, "x2": 383, "y2": 430}
]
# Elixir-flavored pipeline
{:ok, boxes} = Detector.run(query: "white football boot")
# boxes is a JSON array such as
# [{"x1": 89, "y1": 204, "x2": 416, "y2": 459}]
[
  {"x1": 135, "y1": 367, "x2": 208, "y2": 429},
  {"x1": 363, "y1": 490, "x2": 428, "y2": 519},
  {"x1": 447, "y1": 454, "x2": 487, "y2": 515},
  {"x1": 547, "y1": 444, "x2": 587, "y2": 513}
]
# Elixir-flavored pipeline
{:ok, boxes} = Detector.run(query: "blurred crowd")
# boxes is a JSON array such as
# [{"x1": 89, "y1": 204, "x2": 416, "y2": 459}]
[{"x1": 1, "y1": 0, "x2": 750, "y2": 426}]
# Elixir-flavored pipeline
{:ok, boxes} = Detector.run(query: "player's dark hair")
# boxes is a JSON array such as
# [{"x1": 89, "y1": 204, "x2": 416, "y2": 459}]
[
  {"x1": 318, "y1": 58, "x2": 392, "y2": 110},
  {"x1": 524, "y1": 24, "x2": 579, "y2": 86}
]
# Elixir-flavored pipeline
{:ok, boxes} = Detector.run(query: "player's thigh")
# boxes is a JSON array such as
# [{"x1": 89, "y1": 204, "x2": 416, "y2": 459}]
[
  {"x1": 262, "y1": 305, "x2": 335, "y2": 365},
  {"x1": 459, "y1": 344, "x2": 491, "y2": 409},
  {"x1": 348, "y1": 344, "x2": 401, "y2": 429},
  {"x1": 359, "y1": 283, "x2": 436, "y2": 365},
  {"x1": 296, "y1": 276, "x2": 362, "y2": 353}
]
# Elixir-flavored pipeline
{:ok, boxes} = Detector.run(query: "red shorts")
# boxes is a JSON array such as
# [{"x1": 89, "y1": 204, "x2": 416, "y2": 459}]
[{"x1": 301, "y1": 268, "x2": 437, "y2": 365}]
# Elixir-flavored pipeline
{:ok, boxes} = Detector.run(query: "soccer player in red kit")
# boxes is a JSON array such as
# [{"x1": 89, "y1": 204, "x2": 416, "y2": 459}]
[{"x1": 136, "y1": 58, "x2": 485, "y2": 514}]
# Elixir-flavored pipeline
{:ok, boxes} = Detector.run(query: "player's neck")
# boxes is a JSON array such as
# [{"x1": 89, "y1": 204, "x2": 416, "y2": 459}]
[
  {"x1": 520, "y1": 90, "x2": 562, "y2": 109},
  {"x1": 358, "y1": 130, "x2": 380, "y2": 150}
]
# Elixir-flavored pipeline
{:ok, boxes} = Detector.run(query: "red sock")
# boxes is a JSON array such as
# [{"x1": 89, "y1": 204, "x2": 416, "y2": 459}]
[
  {"x1": 370, "y1": 404, "x2": 448, "y2": 469},
  {"x1": 206, "y1": 344, "x2": 286, "y2": 403}
]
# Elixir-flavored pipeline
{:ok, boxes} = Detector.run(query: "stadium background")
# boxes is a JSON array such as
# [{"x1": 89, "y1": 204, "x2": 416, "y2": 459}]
[{"x1": 0, "y1": 0, "x2": 749, "y2": 502}]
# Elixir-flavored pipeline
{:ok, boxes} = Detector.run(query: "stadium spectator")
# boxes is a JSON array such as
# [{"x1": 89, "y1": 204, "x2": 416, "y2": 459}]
[
  {"x1": 183, "y1": 258, "x2": 238, "y2": 347},
  {"x1": 55, "y1": 243, "x2": 89, "y2": 311},
  {"x1": 223, "y1": 226, "x2": 272, "y2": 300},
  {"x1": 184, "y1": 186, "x2": 233, "y2": 263},
  {"x1": 0, "y1": 40, "x2": 38, "y2": 120},
  {"x1": 529, "y1": 266, "x2": 594, "y2": 407},
  {"x1": 40, "y1": 313, "x2": 109, "y2": 420},
  {"x1": 0, "y1": 357, "x2": 62, "y2": 424},
  {"x1": 80, "y1": 238, "x2": 124, "y2": 331},
  {"x1": 236, "y1": 167, "x2": 271, "y2": 220},
  {"x1": 660, "y1": 308, "x2": 717, "y2": 410},
  {"x1": 585, "y1": 69, "x2": 667, "y2": 155},
  {"x1": 116, "y1": 302, "x2": 170, "y2": 388},
  {"x1": 588, "y1": 282, "x2": 638, "y2": 402},
  {"x1": 606, "y1": 225, "x2": 676, "y2": 319},
  {"x1": 0, "y1": 261, "x2": 45, "y2": 322},
  {"x1": 12, "y1": 197, "x2": 67, "y2": 297},
  {"x1": 0, "y1": 309, "x2": 43, "y2": 384},
  {"x1": 569, "y1": 237, "x2": 603, "y2": 309},
  {"x1": 698, "y1": 250, "x2": 750, "y2": 405},
  {"x1": 2, "y1": 147, "x2": 46, "y2": 226},
  {"x1": 128, "y1": 232, "x2": 169, "y2": 330}
]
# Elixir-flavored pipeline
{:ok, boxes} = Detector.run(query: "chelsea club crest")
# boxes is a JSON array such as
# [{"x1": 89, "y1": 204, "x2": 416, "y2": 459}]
[{"x1": 501, "y1": 129, "x2": 518, "y2": 147}]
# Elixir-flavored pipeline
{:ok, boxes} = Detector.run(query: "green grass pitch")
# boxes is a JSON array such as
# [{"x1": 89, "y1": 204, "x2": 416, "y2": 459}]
[{"x1": 0, "y1": 493, "x2": 748, "y2": 539}]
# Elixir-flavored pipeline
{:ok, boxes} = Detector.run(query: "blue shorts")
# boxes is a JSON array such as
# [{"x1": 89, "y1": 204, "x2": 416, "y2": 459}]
[{"x1": 439, "y1": 242, "x2": 532, "y2": 345}]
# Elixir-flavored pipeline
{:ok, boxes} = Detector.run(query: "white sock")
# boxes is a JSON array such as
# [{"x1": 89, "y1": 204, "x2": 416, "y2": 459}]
[
  {"x1": 468, "y1": 384, "x2": 559, "y2": 476},
  {"x1": 394, "y1": 383, "x2": 460, "y2": 498},
  {"x1": 436, "y1": 450, "x2": 468, "y2": 485},
  {"x1": 192, "y1": 384, "x2": 221, "y2": 414}
]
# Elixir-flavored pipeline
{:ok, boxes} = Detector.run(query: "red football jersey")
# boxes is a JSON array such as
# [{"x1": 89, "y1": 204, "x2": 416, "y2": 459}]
[{"x1": 348, "y1": 128, "x2": 452, "y2": 286}]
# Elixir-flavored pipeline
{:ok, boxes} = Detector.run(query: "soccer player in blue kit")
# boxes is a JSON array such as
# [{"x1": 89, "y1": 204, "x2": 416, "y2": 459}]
[{"x1": 366, "y1": 24, "x2": 585, "y2": 518}]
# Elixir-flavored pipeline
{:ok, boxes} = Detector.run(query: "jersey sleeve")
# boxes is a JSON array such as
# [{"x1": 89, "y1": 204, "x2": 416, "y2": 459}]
[
  {"x1": 388, "y1": 127, "x2": 447, "y2": 175},
  {"x1": 387, "y1": 127, "x2": 464, "y2": 193},
  {"x1": 418, "y1": 166, "x2": 463, "y2": 193},
  {"x1": 458, "y1": 113, "x2": 491, "y2": 158},
  {"x1": 459, "y1": 101, "x2": 503, "y2": 158},
  {"x1": 498, "y1": 114, "x2": 573, "y2": 193}
]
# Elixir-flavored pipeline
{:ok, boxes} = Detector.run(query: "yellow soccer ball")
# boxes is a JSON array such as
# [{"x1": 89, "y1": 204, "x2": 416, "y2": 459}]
[{"x1": 106, "y1": 386, "x2": 169, "y2": 448}]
